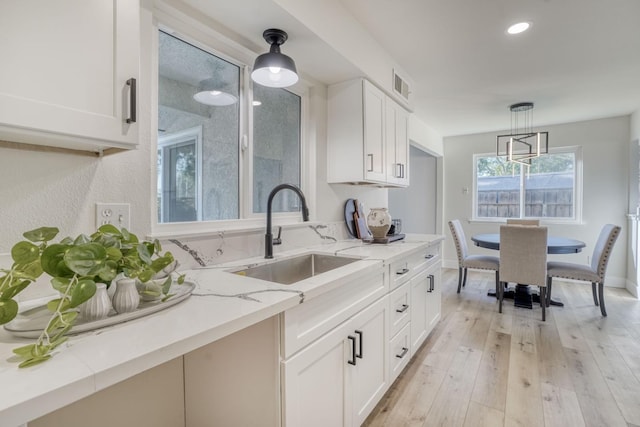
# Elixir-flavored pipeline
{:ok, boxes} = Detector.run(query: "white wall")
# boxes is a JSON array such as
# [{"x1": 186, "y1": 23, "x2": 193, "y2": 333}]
[
  {"x1": 409, "y1": 115, "x2": 443, "y2": 156},
  {"x1": 443, "y1": 115, "x2": 630, "y2": 286}
]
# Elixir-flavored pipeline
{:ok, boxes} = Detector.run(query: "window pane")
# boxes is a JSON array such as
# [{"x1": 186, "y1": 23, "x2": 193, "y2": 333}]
[
  {"x1": 252, "y1": 85, "x2": 301, "y2": 214},
  {"x1": 524, "y1": 153, "x2": 575, "y2": 218},
  {"x1": 476, "y1": 157, "x2": 522, "y2": 218},
  {"x1": 158, "y1": 131, "x2": 199, "y2": 222},
  {"x1": 157, "y1": 31, "x2": 240, "y2": 223}
]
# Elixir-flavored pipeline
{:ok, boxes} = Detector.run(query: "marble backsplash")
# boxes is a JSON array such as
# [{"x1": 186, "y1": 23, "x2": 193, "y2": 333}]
[{"x1": 0, "y1": 221, "x2": 352, "y2": 302}]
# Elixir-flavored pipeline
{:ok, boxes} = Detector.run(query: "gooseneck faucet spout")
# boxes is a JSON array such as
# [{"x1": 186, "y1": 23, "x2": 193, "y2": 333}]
[{"x1": 265, "y1": 184, "x2": 310, "y2": 258}]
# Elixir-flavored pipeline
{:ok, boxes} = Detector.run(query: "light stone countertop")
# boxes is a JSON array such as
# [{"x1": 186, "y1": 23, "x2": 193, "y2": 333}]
[{"x1": 0, "y1": 234, "x2": 443, "y2": 427}]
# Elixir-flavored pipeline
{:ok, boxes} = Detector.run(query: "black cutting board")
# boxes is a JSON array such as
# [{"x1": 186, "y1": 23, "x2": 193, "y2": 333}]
[{"x1": 344, "y1": 198, "x2": 357, "y2": 238}]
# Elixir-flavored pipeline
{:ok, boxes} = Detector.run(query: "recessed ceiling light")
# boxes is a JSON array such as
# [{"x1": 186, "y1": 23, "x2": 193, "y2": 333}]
[
  {"x1": 252, "y1": 100, "x2": 262, "y2": 106},
  {"x1": 507, "y1": 22, "x2": 531, "y2": 35}
]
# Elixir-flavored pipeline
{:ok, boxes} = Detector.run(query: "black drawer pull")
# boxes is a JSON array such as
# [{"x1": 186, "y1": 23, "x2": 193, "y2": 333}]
[
  {"x1": 425, "y1": 254, "x2": 434, "y2": 259},
  {"x1": 428, "y1": 274, "x2": 435, "y2": 292},
  {"x1": 396, "y1": 347, "x2": 409, "y2": 359},
  {"x1": 355, "y1": 330, "x2": 363, "y2": 359},
  {"x1": 396, "y1": 267, "x2": 409, "y2": 275},
  {"x1": 348, "y1": 335, "x2": 357, "y2": 365},
  {"x1": 396, "y1": 304, "x2": 409, "y2": 313}
]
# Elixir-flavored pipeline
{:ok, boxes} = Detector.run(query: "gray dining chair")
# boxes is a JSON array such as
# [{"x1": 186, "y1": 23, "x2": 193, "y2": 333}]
[
  {"x1": 499, "y1": 225, "x2": 548, "y2": 320},
  {"x1": 506, "y1": 219, "x2": 540, "y2": 226},
  {"x1": 448, "y1": 219, "x2": 500, "y2": 294},
  {"x1": 546, "y1": 224, "x2": 620, "y2": 316}
]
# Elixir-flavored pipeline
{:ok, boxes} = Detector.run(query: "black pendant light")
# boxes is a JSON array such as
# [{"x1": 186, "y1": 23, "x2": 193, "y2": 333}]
[
  {"x1": 251, "y1": 29, "x2": 299, "y2": 88},
  {"x1": 496, "y1": 102, "x2": 549, "y2": 165}
]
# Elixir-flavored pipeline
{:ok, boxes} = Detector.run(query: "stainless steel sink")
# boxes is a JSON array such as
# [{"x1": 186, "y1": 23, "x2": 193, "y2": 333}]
[{"x1": 229, "y1": 253, "x2": 360, "y2": 285}]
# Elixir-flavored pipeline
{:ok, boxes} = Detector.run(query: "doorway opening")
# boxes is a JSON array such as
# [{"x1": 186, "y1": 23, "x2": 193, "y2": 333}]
[{"x1": 389, "y1": 145, "x2": 439, "y2": 234}]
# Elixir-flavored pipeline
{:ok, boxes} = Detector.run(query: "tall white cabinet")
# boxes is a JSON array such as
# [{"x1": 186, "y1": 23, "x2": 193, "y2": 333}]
[
  {"x1": 0, "y1": 0, "x2": 139, "y2": 153},
  {"x1": 327, "y1": 78, "x2": 410, "y2": 187}
]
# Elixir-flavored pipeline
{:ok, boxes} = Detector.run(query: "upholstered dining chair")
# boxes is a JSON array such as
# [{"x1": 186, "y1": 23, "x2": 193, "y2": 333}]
[
  {"x1": 546, "y1": 224, "x2": 621, "y2": 316},
  {"x1": 448, "y1": 219, "x2": 500, "y2": 294},
  {"x1": 499, "y1": 225, "x2": 548, "y2": 320},
  {"x1": 507, "y1": 219, "x2": 540, "y2": 226}
]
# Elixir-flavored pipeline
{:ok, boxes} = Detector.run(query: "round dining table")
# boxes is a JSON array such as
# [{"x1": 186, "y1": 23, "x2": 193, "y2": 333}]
[
  {"x1": 471, "y1": 233, "x2": 586, "y2": 254},
  {"x1": 471, "y1": 233, "x2": 586, "y2": 308}
]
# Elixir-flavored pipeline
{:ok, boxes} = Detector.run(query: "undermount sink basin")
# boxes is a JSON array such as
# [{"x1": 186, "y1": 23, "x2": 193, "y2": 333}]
[{"x1": 229, "y1": 253, "x2": 360, "y2": 285}]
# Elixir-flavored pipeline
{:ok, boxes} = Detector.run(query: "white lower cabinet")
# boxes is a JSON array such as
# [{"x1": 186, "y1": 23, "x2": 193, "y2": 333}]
[
  {"x1": 425, "y1": 264, "x2": 442, "y2": 336},
  {"x1": 389, "y1": 322, "x2": 411, "y2": 380},
  {"x1": 410, "y1": 268, "x2": 430, "y2": 354},
  {"x1": 282, "y1": 296, "x2": 388, "y2": 427},
  {"x1": 410, "y1": 262, "x2": 441, "y2": 355}
]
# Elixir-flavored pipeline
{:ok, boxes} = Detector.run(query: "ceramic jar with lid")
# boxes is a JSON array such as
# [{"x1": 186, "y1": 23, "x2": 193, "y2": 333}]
[{"x1": 367, "y1": 207, "x2": 392, "y2": 238}]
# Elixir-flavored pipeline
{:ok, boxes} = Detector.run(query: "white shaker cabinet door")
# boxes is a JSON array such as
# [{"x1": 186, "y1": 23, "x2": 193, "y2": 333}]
[
  {"x1": 410, "y1": 268, "x2": 430, "y2": 354},
  {"x1": 0, "y1": 0, "x2": 139, "y2": 152},
  {"x1": 385, "y1": 99, "x2": 409, "y2": 186},
  {"x1": 282, "y1": 317, "x2": 350, "y2": 427},
  {"x1": 425, "y1": 264, "x2": 442, "y2": 336},
  {"x1": 362, "y1": 80, "x2": 386, "y2": 183},
  {"x1": 350, "y1": 296, "x2": 388, "y2": 427}
]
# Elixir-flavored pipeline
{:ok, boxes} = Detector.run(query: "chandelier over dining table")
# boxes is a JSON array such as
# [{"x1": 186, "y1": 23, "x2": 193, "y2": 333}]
[{"x1": 496, "y1": 102, "x2": 549, "y2": 165}]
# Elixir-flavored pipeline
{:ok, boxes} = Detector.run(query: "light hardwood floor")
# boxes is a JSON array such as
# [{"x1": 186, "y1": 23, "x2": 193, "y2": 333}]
[{"x1": 364, "y1": 268, "x2": 640, "y2": 427}]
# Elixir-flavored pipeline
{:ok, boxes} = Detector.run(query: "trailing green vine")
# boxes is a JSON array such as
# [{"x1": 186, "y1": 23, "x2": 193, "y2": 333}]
[{"x1": 0, "y1": 225, "x2": 178, "y2": 368}]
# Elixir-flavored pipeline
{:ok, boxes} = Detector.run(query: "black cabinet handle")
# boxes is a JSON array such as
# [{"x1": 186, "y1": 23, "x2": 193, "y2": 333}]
[
  {"x1": 126, "y1": 78, "x2": 136, "y2": 124},
  {"x1": 425, "y1": 254, "x2": 434, "y2": 259},
  {"x1": 348, "y1": 335, "x2": 357, "y2": 365},
  {"x1": 367, "y1": 154, "x2": 374, "y2": 172},
  {"x1": 396, "y1": 347, "x2": 409, "y2": 359},
  {"x1": 355, "y1": 330, "x2": 363, "y2": 359},
  {"x1": 396, "y1": 267, "x2": 409, "y2": 275},
  {"x1": 396, "y1": 304, "x2": 409, "y2": 313},
  {"x1": 428, "y1": 274, "x2": 435, "y2": 292}
]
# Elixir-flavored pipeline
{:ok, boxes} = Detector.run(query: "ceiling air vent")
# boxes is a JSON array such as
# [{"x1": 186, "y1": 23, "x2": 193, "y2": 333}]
[{"x1": 393, "y1": 69, "x2": 410, "y2": 103}]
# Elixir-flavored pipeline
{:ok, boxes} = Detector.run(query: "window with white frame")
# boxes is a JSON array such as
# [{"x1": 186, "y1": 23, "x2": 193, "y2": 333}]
[
  {"x1": 473, "y1": 147, "x2": 581, "y2": 221},
  {"x1": 157, "y1": 30, "x2": 302, "y2": 224}
]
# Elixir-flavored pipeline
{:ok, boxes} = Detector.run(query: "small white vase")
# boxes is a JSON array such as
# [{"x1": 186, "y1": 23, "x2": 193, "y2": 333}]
[
  {"x1": 78, "y1": 283, "x2": 112, "y2": 322},
  {"x1": 112, "y1": 278, "x2": 140, "y2": 314},
  {"x1": 367, "y1": 207, "x2": 392, "y2": 239}
]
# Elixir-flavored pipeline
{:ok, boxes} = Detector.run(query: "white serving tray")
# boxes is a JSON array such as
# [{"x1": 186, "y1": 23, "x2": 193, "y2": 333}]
[{"x1": 4, "y1": 282, "x2": 195, "y2": 339}]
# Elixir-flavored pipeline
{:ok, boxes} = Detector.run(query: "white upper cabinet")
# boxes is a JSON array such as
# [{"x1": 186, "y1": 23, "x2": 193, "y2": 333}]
[
  {"x1": 385, "y1": 99, "x2": 409, "y2": 186},
  {"x1": 0, "y1": 0, "x2": 139, "y2": 154},
  {"x1": 328, "y1": 78, "x2": 410, "y2": 187},
  {"x1": 362, "y1": 81, "x2": 386, "y2": 183}
]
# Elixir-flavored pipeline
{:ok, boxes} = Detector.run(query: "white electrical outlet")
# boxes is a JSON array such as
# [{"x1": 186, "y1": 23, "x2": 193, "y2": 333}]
[{"x1": 96, "y1": 203, "x2": 131, "y2": 230}]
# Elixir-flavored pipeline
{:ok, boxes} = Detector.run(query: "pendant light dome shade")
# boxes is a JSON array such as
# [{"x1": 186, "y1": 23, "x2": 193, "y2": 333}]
[
  {"x1": 193, "y1": 77, "x2": 238, "y2": 106},
  {"x1": 251, "y1": 29, "x2": 299, "y2": 88}
]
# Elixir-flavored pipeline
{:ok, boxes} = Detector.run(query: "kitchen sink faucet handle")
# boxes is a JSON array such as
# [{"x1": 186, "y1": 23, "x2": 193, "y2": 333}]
[{"x1": 273, "y1": 226, "x2": 283, "y2": 246}]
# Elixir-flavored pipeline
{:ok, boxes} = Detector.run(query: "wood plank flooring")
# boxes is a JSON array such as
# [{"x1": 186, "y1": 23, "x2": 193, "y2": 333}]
[{"x1": 363, "y1": 269, "x2": 640, "y2": 427}]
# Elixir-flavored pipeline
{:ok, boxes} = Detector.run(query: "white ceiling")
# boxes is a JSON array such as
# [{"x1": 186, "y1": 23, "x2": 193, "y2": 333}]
[{"x1": 181, "y1": 0, "x2": 640, "y2": 137}]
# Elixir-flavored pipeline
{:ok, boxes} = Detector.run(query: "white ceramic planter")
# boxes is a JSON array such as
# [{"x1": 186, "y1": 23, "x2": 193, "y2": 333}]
[
  {"x1": 112, "y1": 278, "x2": 140, "y2": 314},
  {"x1": 78, "y1": 283, "x2": 112, "y2": 321}
]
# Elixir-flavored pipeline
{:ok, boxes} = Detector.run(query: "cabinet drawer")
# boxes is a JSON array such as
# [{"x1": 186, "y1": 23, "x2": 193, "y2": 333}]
[
  {"x1": 389, "y1": 323, "x2": 411, "y2": 381},
  {"x1": 388, "y1": 281, "x2": 410, "y2": 338},
  {"x1": 282, "y1": 268, "x2": 385, "y2": 358},
  {"x1": 389, "y1": 246, "x2": 439, "y2": 291}
]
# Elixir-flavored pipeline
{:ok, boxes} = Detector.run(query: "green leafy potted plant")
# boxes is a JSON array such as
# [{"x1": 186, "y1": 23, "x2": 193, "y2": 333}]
[{"x1": 0, "y1": 224, "x2": 181, "y2": 368}]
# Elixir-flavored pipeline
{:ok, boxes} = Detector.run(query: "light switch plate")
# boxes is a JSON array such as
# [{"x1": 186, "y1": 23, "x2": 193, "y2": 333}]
[{"x1": 96, "y1": 203, "x2": 131, "y2": 230}]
